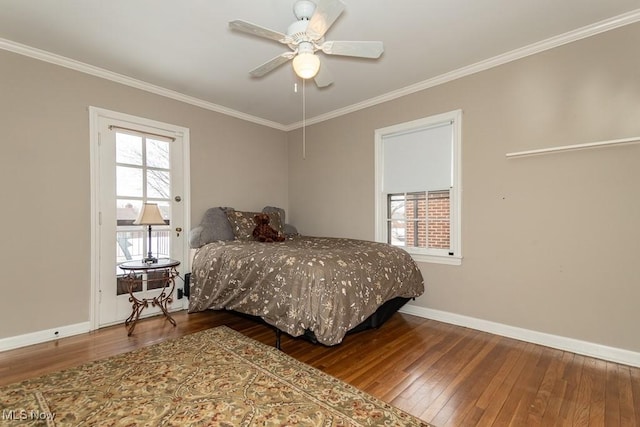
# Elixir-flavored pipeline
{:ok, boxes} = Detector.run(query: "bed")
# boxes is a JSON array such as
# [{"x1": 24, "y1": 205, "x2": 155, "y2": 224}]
[{"x1": 187, "y1": 207, "x2": 424, "y2": 346}]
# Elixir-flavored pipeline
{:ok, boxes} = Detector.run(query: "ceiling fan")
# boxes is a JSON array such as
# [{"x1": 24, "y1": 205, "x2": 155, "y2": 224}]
[{"x1": 229, "y1": 0, "x2": 384, "y2": 88}]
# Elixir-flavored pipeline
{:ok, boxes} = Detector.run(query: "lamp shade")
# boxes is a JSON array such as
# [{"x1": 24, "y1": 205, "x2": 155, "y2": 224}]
[
  {"x1": 133, "y1": 203, "x2": 166, "y2": 225},
  {"x1": 292, "y1": 52, "x2": 320, "y2": 79}
]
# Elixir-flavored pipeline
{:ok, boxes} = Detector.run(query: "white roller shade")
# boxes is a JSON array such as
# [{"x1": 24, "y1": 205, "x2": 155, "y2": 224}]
[{"x1": 382, "y1": 121, "x2": 452, "y2": 193}]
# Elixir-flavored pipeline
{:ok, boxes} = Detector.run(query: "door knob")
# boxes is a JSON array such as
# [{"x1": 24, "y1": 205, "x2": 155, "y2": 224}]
[{"x1": 176, "y1": 227, "x2": 182, "y2": 237}]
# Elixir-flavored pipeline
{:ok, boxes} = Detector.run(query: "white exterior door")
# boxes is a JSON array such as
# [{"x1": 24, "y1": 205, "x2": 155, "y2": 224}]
[{"x1": 90, "y1": 108, "x2": 190, "y2": 328}]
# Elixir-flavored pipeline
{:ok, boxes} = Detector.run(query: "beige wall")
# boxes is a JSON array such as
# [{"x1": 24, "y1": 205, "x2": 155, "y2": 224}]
[
  {"x1": 0, "y1": 50, "x2": 288, "y2": 339},
  {"x1": 288, "y1": 23, "x2": 640, "y2": 352},
  {"x1": 2, "y1": 22, "x2": 639, "y2": 354}
]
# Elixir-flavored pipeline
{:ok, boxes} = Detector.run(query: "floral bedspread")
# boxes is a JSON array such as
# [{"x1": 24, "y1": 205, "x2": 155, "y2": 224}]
[{"x1": 189, "y1": 236, "x2": 424, "y2": 345}]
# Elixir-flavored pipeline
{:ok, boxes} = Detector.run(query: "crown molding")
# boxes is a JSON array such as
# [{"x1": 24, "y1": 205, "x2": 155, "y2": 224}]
[
  {"x1": 3, "y1": 8, "x2": 640, "y2": 132},
  {"x1": 0, "y1": 38, "x2": 287, "y2": 131},
  {"x1": 284, "y1": 8, "x2": 640, "y2": 131}
]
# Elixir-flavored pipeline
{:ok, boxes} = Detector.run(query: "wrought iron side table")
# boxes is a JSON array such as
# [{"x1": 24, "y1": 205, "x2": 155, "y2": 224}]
[{"x1": 118, "y1": 258, "x2": 180, "y2": 336}]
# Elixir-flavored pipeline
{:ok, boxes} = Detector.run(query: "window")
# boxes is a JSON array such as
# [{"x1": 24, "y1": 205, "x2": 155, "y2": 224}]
[
  {"x1": 375, "y1": 110, "x2": 462, "y2": 265},
  {"x1": 388, "y1": 190, "x2": 450, "y2": 249}
]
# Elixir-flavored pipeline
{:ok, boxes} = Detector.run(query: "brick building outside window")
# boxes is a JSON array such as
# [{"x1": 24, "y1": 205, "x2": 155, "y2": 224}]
[{"x1": 389, "y1": 190, "x2": 450, "y2": 249}]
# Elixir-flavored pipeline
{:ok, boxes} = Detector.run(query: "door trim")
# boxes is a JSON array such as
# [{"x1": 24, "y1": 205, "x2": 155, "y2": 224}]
[{"x1": 89, "y1": 106, "x2": 191, "y2": 331}]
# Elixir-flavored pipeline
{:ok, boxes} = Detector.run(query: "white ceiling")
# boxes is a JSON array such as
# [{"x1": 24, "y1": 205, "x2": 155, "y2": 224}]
[{"x1": 1, "y1": 1, "x2": 639, "y2": 129}]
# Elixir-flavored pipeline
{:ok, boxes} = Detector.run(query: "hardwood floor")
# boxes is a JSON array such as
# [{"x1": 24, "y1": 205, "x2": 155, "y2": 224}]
[{"x1": 1, "y1": 310, "x2": 638, "y2": 426}]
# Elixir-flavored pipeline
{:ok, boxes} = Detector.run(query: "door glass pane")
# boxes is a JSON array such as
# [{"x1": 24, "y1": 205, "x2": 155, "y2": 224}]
[
  {"x1": 147, "y1": 139, "x2": 170, "y2": 168},
  {"x1": 147, "y1": 170, "x2": 170, "y2": 198},
  {"x1": 116, "y1": 133, "x2": 142, "y2": 165},
  {"x1": 116, "y1": 199, "x2": 143, "y2": 263},
  {"x1": 149, "y1": 201, "x2": 171, "y2": 261},
  {"x1": 116, "y1": 229, "x2": 144, "y2": 263},
  {"x1": 117, "y1": 166, "x2": 142, "y2": 197},
  {"x1": 147, "y1": 270, "x2": 170, "y2": 291},
  {"x1": 156, "y1": 201, "x2": 170, "y2": 222},
  {"x1": 116, "y1": 199, "x2": 141, "y2": 225},
  {"x1": 117, "y1": 273, "x2": 142, "y2": 296}
]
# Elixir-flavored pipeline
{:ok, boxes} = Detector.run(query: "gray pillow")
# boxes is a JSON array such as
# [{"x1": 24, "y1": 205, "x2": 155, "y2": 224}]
[
  {"x1": 262, "y1": 206, "x2": 286, "y2": 224},
  {"x1": 283, "y1": 223, "x2": 298, "y2": 236},
  {"x1": 188, "y1": 207, "x2": 235, "y2": 248}
]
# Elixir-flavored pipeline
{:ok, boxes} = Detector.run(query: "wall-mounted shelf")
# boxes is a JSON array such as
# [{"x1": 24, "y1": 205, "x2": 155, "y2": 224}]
[{"x1": 506, "y1": 136, "x2": 640, "y2": 158}]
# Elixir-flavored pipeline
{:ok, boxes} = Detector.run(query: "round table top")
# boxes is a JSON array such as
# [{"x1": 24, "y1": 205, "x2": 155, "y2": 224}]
[{"x1": 119, "y1": 258, "x2": 180, "y2": 271}]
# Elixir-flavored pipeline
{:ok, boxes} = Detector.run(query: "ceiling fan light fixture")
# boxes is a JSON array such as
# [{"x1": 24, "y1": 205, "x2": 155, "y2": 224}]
[
  {"x1": 293, "y1": 52, "x2": 320, "y2": 79},
  {"x1": 231, "y1": 0, "x2": 383, "y2": 86}
]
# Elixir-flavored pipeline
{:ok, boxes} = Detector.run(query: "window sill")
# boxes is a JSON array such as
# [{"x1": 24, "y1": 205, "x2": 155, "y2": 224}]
[{"x1": 405, "y1": 251, "x2": 462, "y2": 266}]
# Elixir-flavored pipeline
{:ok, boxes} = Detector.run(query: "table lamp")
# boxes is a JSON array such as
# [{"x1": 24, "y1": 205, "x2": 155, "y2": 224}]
[{"x1": 133, "y1": 203, "x2": 166, "y2": 264}]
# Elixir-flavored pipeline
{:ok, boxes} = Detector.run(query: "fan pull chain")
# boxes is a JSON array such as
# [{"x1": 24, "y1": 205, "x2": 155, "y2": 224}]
[{"x1": 302, "y1": 78, "x2": 306, "y2": 160}]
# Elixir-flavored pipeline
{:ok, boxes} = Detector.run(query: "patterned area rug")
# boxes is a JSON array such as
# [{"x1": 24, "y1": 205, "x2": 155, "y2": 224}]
[{"x1": 0, "y1": 326, "x2": 431, "y2": 426}]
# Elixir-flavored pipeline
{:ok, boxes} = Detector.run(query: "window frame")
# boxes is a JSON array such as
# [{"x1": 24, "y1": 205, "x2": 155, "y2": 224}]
[{"x1": 374, "y1": 109, "x2": 462, "y2": 265}]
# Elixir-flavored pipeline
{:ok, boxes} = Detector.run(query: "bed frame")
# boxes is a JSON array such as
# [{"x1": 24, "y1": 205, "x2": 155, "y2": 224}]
[{"x1": 234, "y1": 296, "x2": 411, "y2": 349}]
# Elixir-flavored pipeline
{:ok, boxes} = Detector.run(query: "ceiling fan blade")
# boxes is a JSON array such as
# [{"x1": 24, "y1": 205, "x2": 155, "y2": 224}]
[
  {"x1": 306, "y1": 0, "x2": 346, "y2": 40},
  {"x1": 314, "y1": 58, "x2": 333, "y2": 88},
  {"x1": 249, "y1": 52, "x2": 295, "y2": 77},
  {"x1": 321, "y1": 41, "x2": 384, "y2": 59},
  {"x1": 229, "y1": 20, "x2": 287, "y2": 43}
]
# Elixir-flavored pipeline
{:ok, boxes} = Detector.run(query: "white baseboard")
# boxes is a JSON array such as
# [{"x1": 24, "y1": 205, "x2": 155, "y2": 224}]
[
  {"x1": 0, "y1": 322, "x2": 91, "y2": 352},
  {"x1": 399, "y1": 304, "x2": 640, "y2": 368}
]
